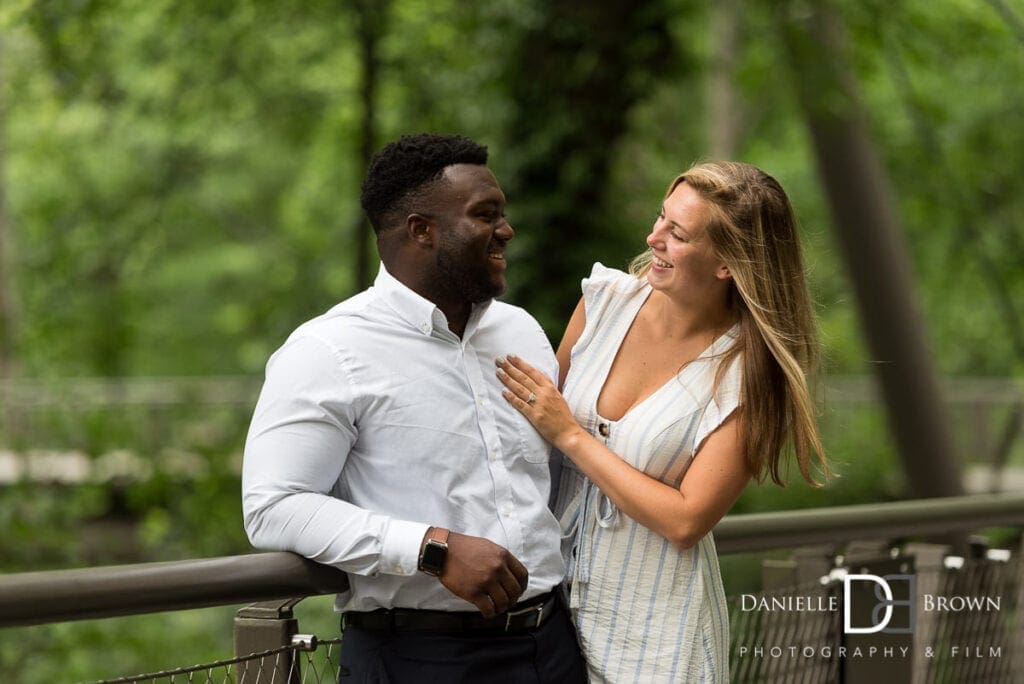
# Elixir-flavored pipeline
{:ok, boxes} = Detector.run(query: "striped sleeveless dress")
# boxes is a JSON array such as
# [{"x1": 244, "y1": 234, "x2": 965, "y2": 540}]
[{"x1": 553, "y1": 263, "x2": 741, "y2": 683}]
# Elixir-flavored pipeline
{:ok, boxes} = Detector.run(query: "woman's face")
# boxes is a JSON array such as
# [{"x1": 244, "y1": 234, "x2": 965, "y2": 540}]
[{"x1": 644, "y1": 182, "x2": 730, "y2": 300}]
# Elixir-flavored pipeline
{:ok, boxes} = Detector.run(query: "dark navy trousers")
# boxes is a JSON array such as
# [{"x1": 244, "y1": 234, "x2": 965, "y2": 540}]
[{"x1": 337, "y1": 602, "x2": 587, "y2": 683}]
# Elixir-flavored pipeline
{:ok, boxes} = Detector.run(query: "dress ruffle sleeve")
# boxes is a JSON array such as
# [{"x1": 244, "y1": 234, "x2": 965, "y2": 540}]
[
  {"x1": 575, "y1": 262, "x2": 646, "y2": 358},
  {"x1": 694, "y1": 352, "x2": 743, "y2": 454}
]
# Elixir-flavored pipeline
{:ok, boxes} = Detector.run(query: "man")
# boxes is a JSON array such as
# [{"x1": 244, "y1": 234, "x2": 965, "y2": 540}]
[{"x1": 242, "y1": 134, "x2": 586, "y2": 682}]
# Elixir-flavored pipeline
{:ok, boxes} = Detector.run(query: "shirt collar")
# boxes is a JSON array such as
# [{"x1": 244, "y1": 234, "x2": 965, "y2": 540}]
[{"x1": 373, "y1": 262, "x2": 492, "y2": 338}]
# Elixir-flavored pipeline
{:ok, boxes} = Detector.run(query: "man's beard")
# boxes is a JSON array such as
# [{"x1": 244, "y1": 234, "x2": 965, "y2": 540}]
[{"x1": 434, "y1": 248, "x2": 504, "y2": 305}]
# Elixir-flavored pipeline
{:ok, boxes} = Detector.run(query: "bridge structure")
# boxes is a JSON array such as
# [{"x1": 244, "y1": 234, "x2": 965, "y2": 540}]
[{"x1": 2, "y1": 492, "x2": 1024, "y2": 683}]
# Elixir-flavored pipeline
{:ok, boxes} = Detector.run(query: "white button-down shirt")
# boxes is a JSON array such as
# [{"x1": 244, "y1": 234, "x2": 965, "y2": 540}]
[{"x1": 242, "y1": 264, "x2": 564, "y2": 612}]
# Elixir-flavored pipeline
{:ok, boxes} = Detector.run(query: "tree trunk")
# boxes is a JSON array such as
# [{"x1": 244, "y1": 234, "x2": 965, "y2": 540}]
[
  {"x1": 504, "y1": 0, "x2": 673, "y2": 335},
  {"x1": 777, "y1": 3, "x2": 963, "y2": 498},
  {"x1": 352, "y1": 0, "x2": 388, "y2": 290},
  {"x1": 0, "y1": 38, "x2": 17, "y2": 379},
  {"x1": 708, "y1": 0, "x2": 742, "y2": 159}
]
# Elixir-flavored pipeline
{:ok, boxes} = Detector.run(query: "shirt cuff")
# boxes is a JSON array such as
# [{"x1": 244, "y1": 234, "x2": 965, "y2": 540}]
[{"x1": 380, "y1": 519, "x2": 431, "y2": 576}]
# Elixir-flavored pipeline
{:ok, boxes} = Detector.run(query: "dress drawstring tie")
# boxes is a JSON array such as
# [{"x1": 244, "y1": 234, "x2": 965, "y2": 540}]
[{"x1": 560, "y1": 460, "x2": 618, "y2": 608}]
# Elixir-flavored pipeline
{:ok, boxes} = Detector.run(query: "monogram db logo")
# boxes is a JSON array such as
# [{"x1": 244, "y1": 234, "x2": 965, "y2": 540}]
[{"x1": 843, "y1": 574, "x2": 916, "y2": 634}]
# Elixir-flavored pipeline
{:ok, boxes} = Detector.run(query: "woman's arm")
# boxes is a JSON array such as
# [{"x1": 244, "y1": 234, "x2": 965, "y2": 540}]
[
  {"x1": 558, "y1": 409, "x2": 750, "y2": 549},
  {"x1": 496, "y1": 355, "x2": 751, "y2": 549},
  {"x1": 555, "y1": 298, "x2": 587, "y2": 390}
]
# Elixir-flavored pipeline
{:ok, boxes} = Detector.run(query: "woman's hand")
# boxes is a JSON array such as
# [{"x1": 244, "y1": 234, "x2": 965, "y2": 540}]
[{"x1": 496, "y1": 354, "x2": 585, "y2": 450}]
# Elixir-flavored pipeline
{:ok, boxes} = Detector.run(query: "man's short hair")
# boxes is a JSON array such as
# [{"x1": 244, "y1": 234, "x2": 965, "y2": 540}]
[{"x1": 360, "y1": 133, "x2": 489, "y2": 233}]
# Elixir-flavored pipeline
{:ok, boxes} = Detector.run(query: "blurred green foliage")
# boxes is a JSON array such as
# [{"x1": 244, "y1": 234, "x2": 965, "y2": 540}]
[
  {"x1": 1, "y1": 0, "x2": 1022, "y2": 377},
  {"x1": 1, "y1": 0, "x2": 1023, "y2": 680},
  {"x1": 0, "y1": 606, "x2": 237, "y2": 682}
]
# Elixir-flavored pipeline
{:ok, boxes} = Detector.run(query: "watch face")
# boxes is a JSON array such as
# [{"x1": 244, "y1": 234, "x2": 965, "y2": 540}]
[{"x1": 422, "y1": 541, "x2": 447, "y2": 573}]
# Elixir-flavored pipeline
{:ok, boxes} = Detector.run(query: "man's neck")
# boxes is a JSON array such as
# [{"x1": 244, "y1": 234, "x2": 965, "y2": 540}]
[
  {"x1": 436, "y1": 301, "x2": 471, "y2": 339},
  {"x1": 386, "y1": 264, "x2": 473, "y2": 339}
]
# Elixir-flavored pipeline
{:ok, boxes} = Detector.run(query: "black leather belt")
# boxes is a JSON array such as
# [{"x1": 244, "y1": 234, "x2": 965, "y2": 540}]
[{"x1": 341, "y1": 590, "x2": 559, "y2": 634}]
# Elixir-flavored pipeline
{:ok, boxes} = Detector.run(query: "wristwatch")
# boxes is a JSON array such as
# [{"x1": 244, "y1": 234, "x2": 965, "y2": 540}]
[{"x1": 418, "y1": 527, "x2": 450, "y2": 576}]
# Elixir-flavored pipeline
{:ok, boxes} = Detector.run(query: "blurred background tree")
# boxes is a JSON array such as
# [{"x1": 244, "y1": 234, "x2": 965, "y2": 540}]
[
  {"x1": 2, "y1": 0, "x2": 1021, "y2": 378},
  {"x1": 1, "y1": 0, "x2": 1023, "y2": 679}
]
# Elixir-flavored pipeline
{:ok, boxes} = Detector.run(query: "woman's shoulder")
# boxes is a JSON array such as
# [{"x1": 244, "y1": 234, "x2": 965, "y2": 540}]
[
  {"x1": 568, "y1": 263, "x2": 646, "y2": 362},
  {"x1": 688, "y1": 326, "x2": 743, "y2": 402},
  {"x1": 581, "y1": 262, "x2": 646, "y2": 302},
  {"x1": 710, "y1": 325, "x2": 744, "y2": 391}
]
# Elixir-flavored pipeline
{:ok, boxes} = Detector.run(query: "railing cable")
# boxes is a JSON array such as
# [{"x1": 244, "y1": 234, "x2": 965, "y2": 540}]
[{"x1": 91, "y1": 639, "x2": 341, "y2": 684}]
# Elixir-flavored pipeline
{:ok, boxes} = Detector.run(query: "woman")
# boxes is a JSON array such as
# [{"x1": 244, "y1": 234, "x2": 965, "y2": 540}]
[{"x1": 496, "y1": 161, "x2": 829, "y2": 682}]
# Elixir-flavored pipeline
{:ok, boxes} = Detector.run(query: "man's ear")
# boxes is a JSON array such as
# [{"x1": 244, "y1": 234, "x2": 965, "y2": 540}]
[{"x1": 406, "y1": 214, "x2": 433, "y2": 246}]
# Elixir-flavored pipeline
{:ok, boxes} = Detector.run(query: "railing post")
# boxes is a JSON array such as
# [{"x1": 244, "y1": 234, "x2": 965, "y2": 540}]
[
  {"x1": 937, "y1": 541, "x2": 1017, "y2": 683},
  {"x1": 760, "y1": 545, "x2": 838, "y2": 682},
  {"x1": 234, "y1": 597, "x2": 303, "y2": 683},
  {"x1": 1014, "y1": 538, "x2": 1024, "y2": 680},
  {"x1": 903, "y1": 541, "x2": 950, "y2": 683}
]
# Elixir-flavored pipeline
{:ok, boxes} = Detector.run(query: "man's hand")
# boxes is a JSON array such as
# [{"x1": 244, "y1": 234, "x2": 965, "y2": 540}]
[{"x1": 437, "y1": 532, "x2": 529, "y2": 618}]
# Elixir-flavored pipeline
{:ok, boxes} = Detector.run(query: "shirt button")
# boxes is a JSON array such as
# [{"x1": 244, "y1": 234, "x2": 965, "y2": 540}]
[
  {"x1": 420, "y1": 323, "x2": 430, "y2": 333},
  {"x1": 489, "y1": 451, "x2": 499, "y2": 461},
  {"x1": 598, "y1": 423, "x2": 610, "y2": 437}
]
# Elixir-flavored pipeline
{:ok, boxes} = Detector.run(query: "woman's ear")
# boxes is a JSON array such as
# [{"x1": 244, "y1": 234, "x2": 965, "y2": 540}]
[{"x1": 716, "y1": 263, "x2": 732, "y2": 280}]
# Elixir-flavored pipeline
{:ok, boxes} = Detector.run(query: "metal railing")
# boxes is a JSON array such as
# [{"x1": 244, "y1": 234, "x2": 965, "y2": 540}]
[
  {"x1": 90, "y1": 637, "x2": 341, "y2": 684},
  {"x1": 4, "y1": 492, "x2": 1022, "y2": 629},
  {"x1": 713, "y1": 490, "x2": 1024, "y2": 553},
  {"x1": 2, "y1": 492, "x2": 1024, "y2": 682},
  {"x1": 0, "y1": 552, "x2": 349, "y2": 629},
  {"x1": 729, "y1": 549, "x2": 1024, "y2": 683}
]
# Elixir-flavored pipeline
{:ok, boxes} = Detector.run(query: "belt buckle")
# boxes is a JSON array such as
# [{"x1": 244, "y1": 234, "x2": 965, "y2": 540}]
[{"x1": 504, "y1": 601, "x2": 545, "y2": 632}]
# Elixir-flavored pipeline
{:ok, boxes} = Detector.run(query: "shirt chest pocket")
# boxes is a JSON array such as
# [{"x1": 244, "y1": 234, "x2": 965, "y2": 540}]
[{"x1": 501, "y1": 409, "x2": 550, "y2": 464}]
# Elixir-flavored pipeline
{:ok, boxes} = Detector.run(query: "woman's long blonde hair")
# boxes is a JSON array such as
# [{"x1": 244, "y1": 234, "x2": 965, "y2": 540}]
[{"x1": 631, "y1": 161, "x2": 829, "y2": 486}]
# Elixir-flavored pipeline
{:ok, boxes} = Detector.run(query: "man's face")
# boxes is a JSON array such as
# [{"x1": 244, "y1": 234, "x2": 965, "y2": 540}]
[{"x1": 430, "y1": 164, "x2": 514, "y2": 304}]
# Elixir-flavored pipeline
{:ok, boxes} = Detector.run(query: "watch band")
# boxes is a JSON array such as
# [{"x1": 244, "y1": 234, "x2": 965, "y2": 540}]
[
  {"x1": 418, "y1": 527, "x2": 450, "y2": 576},
  {"x1": 427, "y1": 527, "x2": 451, "y2": 546}
]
